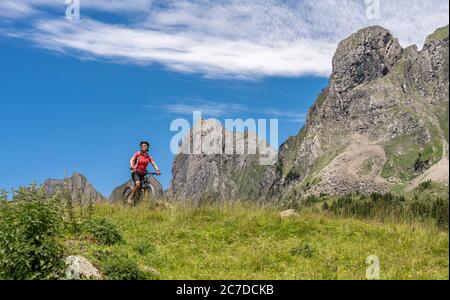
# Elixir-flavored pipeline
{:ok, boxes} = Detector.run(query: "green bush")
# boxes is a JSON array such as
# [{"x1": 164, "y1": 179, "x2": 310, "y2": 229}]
[
  {"x1": 102, "y1": 255, "x2": 148, "y2": 280},
  {"x1": 133, "y1": 241, "x2": 156, "y2": 256},
  {"x1": 419, "y1": 180, "x2": 433, "y2": 191},
  {"x1": 286, "y1": 169, "x2": 301, "y2": 182},
  {"x1": 290, "y1": 241, "x2": 314, "y2": 258},
  {"x1": 93, "y1": 249, "x2": 113, "y2": 262},
  {"x1": 324, "y1": 193, "x2": 448, "y2": 228},
  {"x1": 432, "y1": 198, "x2": 449, "y2": 229},
  {"x1": 0, "y1": 187, "x2": 66, "y2": 280},
  {"x1": 85, "y1": 217, "x2": 123, "y2": 246}
]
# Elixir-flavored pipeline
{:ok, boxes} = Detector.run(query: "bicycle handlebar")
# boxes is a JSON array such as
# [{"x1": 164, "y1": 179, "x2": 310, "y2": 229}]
[
  {"x1": 130, "y1": 168, "x2": 161, "y2": 176},
  {"x1": 147, "y1": 172, "x2": 160, "y2": 176}
]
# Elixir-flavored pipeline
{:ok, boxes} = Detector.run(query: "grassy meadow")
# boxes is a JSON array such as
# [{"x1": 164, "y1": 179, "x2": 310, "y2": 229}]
[
  {"x1": 65, "y1": 202, "x2": 448, "y2": 280},
  {"x1": 1, "y1": 187, "x2": 448, "y2": 280}
]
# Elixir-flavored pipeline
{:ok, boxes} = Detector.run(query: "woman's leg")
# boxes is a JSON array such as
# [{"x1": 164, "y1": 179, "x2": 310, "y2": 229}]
[
  {"x1": 128, "y1": 180, "x2": 141, "y2": 206},
  {"x1": 128, "y1": 172, "x2": 142, "y2": 206}
]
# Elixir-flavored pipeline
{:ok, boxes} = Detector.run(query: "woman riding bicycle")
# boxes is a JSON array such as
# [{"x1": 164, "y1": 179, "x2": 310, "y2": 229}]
[{"x1": 128, "y1": 141, "x2": 161, "y2": 206}]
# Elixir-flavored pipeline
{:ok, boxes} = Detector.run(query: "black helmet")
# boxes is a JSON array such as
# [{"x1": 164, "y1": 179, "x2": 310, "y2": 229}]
[{"x1": 140, "y1": 141, "x2": 150, "y2": 147}]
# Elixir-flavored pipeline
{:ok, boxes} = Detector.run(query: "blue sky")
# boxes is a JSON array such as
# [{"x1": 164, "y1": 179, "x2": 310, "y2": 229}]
[{"x1": 0, "y1": 0, "x2": 448, "y2": 197}]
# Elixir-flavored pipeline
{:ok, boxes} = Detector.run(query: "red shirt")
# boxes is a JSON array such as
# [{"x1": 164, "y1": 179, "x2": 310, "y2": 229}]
[{"x1": 132, "y1": 151, "x2": 154, "y2": 175}]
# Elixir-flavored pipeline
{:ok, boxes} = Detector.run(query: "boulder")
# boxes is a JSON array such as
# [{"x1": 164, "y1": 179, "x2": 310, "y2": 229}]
[
  {"x1": 65, "y1": 255, "x2": 101, "y2": 280},
  {"x1": 280, "y1": 209, "x2": 298, "y2": 219}
]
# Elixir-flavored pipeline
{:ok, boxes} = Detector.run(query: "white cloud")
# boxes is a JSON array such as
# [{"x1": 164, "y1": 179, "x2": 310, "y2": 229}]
[
  {"x1": 0, "y1": 0, "x2": 153, "y2": 24},
  {"x1": 146, "y1": 98, "x2": 307, "y2": 123},
  {"x1": 265, "y1": 109, "x2": 307, "y2": 123},
  {"x1": 145, "y1": 98, "x2": 249, "y2": 118},
  {"x1": 145, "y1": 0, "x2": 449, "y2": 47},
  {"x1": 0, "y1": 1, "x2": 36, "y2": 19},
  {"x1": 76, "y1": 0, "x2": 154, "y2": 13},
  {"x1": 14, "y1": 18, "x2": 334, "y2": 78},
  {"x1": 0, "y1": 0, "x2": 448, "y2": 78}
]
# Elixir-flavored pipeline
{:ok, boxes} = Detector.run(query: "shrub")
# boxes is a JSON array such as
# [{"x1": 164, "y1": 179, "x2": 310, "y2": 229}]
[
  {"x1": 286, "y1": 169, "x2": 301, "y2": 182},
  {"x1": 414, "y1": 153, "x2": 430, "y2": 174},
  {"x1": 280, "y1": 188, "x2": 303, "y2": 211},
  {"x1": 280, "y1": 197, "x2": 301, "y2": 211},
  {"x1": 290, "y1": 241, "x2": 314, "y2": 258},
  {"x1": 0, "y1": 186, "x2": 66, "y2": 280},
  {"x1": 303, "y1": 195, "x2": 321, "y2": 207},
  {"x1": 133, "y1": 241, "x2": 156, "y2": 256},
  {"x1": 432, "y1": 197, "x2": 449, "y2": 229},
  {"x1": 93, "y1": 249, "x2": 113, "y2": 262},
  {"x1": 419, "y1": 180, "x2": 433, "y2": 191},
  {"x1": 324, "y1": 193, "x2": 448, "y2": 228},
  {"x1": 85, "y1": 217, "x2": 123, "y2": 246},
  {"x1": 102, "y1": 255, "x2": 148, "y2": 280}
]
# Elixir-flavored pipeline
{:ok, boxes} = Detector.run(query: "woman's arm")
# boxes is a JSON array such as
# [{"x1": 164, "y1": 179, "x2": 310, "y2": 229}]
[
  {"x1": 130, "y1": 153, "x2": 137, "y2": 170},
  {"x1": 151, "y1": 161, "x2": 161, "y2": 175}
]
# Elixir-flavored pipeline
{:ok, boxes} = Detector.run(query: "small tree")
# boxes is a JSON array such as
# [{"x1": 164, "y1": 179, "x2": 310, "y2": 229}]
[
  {"x1": 415, "y1": 153, "x2": 430, "y2": 174},
  {"x1": 0, "y1": 186, "x2": 66, "y2": 280}
]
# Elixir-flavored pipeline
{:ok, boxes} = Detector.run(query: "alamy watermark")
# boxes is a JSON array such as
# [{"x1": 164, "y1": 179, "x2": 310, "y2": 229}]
[
  {"x1": 65, "y1": 0, "x2": 80, "y2": 20},
  {"x1": 170, "y1": 111, "x2": 279, "y2": 166},
  {"x1": 365, "y1": 0, "x2": 381, "y2": 20}
]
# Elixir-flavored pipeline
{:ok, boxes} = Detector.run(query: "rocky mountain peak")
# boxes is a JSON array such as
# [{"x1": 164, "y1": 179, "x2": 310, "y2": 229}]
[
  {"x1": 43, "y1": 172, "x2": 106, "y2": 204},
  {"x1": 168, "y1": 118, "x2": 277, "y2": 202},
  {"x1": 331, "y1": 26, "x2": 403, "y2": 93}
]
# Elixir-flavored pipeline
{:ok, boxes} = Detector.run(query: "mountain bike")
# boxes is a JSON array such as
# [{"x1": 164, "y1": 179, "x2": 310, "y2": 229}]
[{"x1": 122, "y1": 172, "x2": 159, "y2": 206}]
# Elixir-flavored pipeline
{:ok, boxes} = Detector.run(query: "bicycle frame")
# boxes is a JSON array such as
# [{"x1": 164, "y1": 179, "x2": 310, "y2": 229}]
[
  {"x1": 135, "y1": 172, "x2": 157, "y2": 188},
  {"x1": 134, "y1": 173, "x2": 157, "y2": 198}
]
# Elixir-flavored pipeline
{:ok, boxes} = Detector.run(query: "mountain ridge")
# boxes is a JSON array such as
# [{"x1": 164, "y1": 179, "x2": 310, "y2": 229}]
[
  {"x1": 272, "y1": 24, "x2": 449, "y2": 199},
  {"x1": 168, "y1": 24, "x2": 449, "y2": 202},
  {"x1": 43, "y1": 172, "x2": 106, "y2": 204}
]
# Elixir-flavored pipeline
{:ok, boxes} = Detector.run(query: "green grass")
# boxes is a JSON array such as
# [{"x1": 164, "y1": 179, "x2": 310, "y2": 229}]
[
  {"x1": 391, "y1": 183, "x2": 408, "y2": 195},
  {"x1": 300, "y1": 176, "x2": 322, "y2": 192},
  {"x1": 230, "y1": 163, "x2": 266, "y2": 199},
  {"x1": 382, "y1": 131, "x2": 443, "y2": 182},
  {"x1": 438, "y1": 102, "x2": 449, "y2": 143},
  {"x1": 66, "y1": 203, "x2": 449, "y2": 280},
  {"x1": 408, "y1": 181, "x2": 450, "y2": 200},
  {"x1": 315, "y1": 88, "x2": 329, "y2": 109},
  {"x1": 279, "y1": 131, "x2": 306, "y2": 177},
  {"x1": 308, "y1": 142, "x2": 347, "y2": 178},
  {"x1": 427, "y1": 25, "x2": 449, "y2": 42}
]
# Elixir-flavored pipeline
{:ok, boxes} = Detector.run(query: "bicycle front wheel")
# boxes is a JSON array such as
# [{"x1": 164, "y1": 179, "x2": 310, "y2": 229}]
[
  {"x1": 143, "y1": 185, "x2": 156, "y2": 203},
  {"x1": 122, "y1": 186, "x2": 133, "y2": 204}
]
